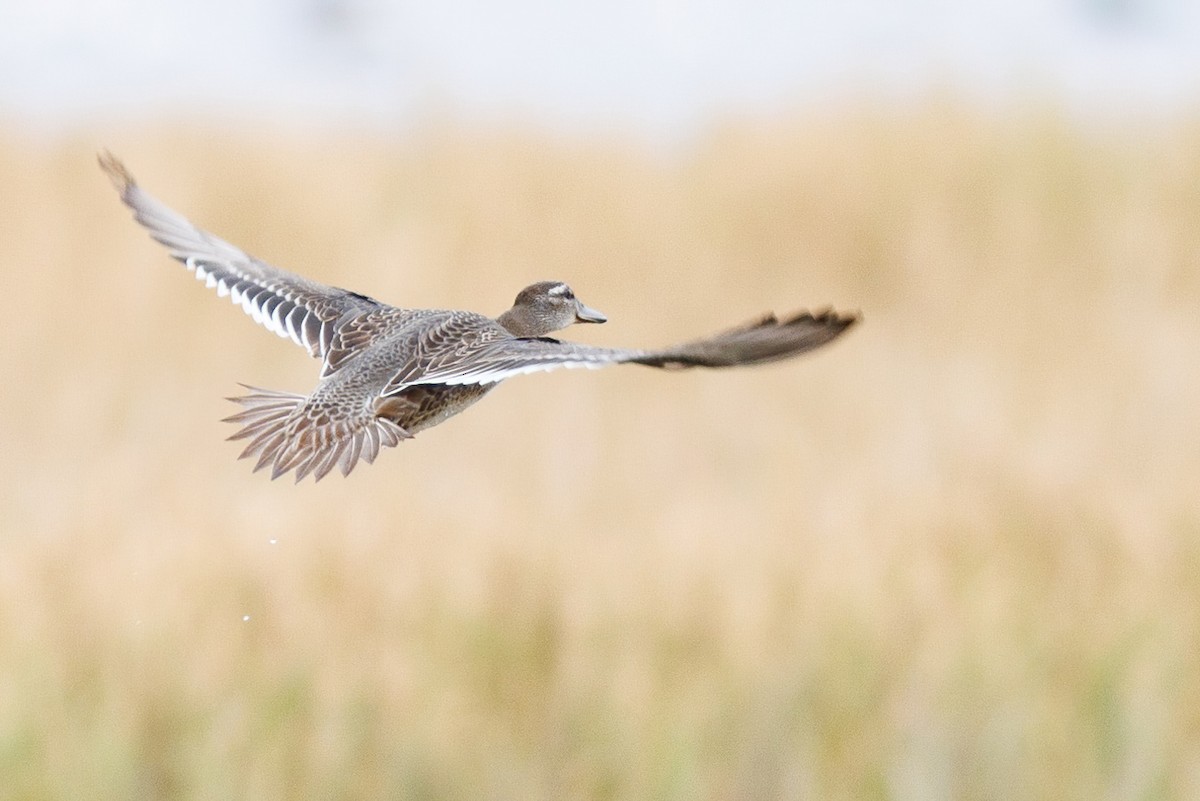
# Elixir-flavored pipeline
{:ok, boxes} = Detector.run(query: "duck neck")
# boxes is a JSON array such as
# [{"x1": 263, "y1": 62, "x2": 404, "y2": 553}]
[{"x1": 497, "y1": 306, "x2": 546, "y2": 337}]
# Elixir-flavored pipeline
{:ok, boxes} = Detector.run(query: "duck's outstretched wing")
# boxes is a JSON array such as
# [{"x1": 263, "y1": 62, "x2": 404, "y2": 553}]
[
  {"x1": 382, "y1": 308, "x2": 858, "y2": 394},
  {"x1": 99, "y1": 152, "x2": 382, "y2": 359},
  {"x1": 622, "y1": 308, "x2": 858, "y2": 368}
]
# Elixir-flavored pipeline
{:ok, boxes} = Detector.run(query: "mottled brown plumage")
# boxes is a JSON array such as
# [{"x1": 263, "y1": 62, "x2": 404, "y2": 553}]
[{"x1": 100, "y1": 152, "x2": 859, "y2": 481}]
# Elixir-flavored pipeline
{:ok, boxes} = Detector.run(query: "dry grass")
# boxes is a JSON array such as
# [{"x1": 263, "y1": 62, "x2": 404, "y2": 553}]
[{"x1": 1, "y1": 104, "x2": 1199, "y2": 799}]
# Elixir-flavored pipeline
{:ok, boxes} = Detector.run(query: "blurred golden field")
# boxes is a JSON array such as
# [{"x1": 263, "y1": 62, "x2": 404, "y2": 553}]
[{"x1": 1, "y1": 104, "x2": 1199, "y2": 799}]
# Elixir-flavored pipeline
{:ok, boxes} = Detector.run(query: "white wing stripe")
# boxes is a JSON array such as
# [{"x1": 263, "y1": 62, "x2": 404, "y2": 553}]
[
  {"x1": 405, "y1": 358, "x2": 611, "y2": 390},
  {"x1": 285, "y1": 305, "x2": 306, "y2": 343},
  {"x1": 260, "y1": 295, "x2": 283, "y2": 330},
  {"x1": 241, "y1": 286, "x2": 263, "y2": 320},
  {"x1": 271, "y1": 300, "x2": 294, "y2": 339},
  {"x1": 186, "y1": 263, "x2": 321, "y2": 348},
  {"x1": 302, "y1": 315, "x2": 322, "y2": 352},
  {"x1": 260, "y1": 297, "x2": 281, "y2": 336}
]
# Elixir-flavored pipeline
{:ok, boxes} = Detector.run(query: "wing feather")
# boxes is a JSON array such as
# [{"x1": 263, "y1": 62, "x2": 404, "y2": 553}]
[{"x1": 99, "y1": 151, "x2": 381, "y2": 359}]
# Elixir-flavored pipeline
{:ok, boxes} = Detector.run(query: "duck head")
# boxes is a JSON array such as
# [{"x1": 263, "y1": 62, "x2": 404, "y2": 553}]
[{"x1": 496, "y1": 281, "x2": 607, "y2": 337}]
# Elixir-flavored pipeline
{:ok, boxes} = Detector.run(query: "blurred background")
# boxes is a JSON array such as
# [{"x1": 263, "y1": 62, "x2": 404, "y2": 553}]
[{"x1": 2, "y1": 1, "x2": 1200, "y2": 798}]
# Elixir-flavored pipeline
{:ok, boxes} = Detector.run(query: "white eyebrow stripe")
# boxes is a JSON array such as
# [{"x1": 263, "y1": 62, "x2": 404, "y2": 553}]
[{"x1": 547, "y1": 283, "x2": 569, "y2": 296}]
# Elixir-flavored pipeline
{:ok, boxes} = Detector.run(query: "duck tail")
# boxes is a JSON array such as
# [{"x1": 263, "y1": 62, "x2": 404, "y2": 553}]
[{"x1": 223, "y1": 385, "x2": 411, "y2": 482}]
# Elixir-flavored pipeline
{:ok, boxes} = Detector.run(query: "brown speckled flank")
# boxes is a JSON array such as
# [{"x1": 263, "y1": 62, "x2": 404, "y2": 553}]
[{"x1": 100, "y1": 152, "x2": 858, "y2": 482}]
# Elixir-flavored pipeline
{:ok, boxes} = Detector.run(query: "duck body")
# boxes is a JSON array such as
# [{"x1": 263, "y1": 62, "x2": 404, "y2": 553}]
[{"x1": 300, "y1": 308, "x2": 508, "y2": 437}]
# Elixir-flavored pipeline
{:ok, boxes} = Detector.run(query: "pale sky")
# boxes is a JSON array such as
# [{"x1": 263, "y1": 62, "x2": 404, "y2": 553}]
[{"x1": 2, "y1": 0, "x2": 1198, "y2": 137}]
